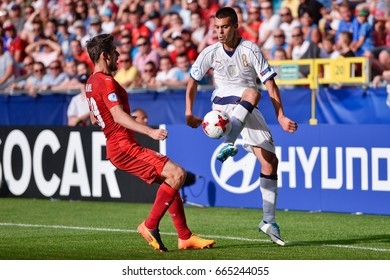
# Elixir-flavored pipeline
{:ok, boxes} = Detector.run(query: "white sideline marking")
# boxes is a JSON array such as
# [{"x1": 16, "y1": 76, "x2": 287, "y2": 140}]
[{"x1": 1, "y1": 222, "x2": 390, "y2": 253}]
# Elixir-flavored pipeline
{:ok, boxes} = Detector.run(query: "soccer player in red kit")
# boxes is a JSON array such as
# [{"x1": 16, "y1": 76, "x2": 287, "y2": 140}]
[{"x1": 85, "y1": 34, "x2": 215, "y2": 252}]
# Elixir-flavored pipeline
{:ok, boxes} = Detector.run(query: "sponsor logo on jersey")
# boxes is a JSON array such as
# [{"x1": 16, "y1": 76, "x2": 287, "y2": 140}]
[
  {"x1": 85, "y1": 84, "x2": 92, "y2": 92},
  {"x1": 108, "y1": 92, "x2": 118, "y2": 102},
  {"x1": 260, "y1": 66, "x2": 271, "y2": 77},
  {"x1": 211, "y1": 139, "x2": 260, "y2": 194}
]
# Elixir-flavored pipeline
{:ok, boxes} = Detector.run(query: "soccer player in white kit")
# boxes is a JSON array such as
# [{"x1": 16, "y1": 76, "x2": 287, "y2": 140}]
[{"x1": 185, "y1": 7, "x2": 298, "y2": 246}]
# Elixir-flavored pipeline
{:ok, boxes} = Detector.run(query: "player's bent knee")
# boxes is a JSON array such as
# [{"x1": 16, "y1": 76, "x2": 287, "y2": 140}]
[
  {"x1": 242, "y1": 88, "x2": 260, "y2": 105},
  {"x1": 167, "y1": 165, "x2": 186, "y2": 190}
]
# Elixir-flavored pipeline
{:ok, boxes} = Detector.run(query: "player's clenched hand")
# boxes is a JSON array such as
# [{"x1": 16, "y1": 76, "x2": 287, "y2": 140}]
[
  {"x1": 186, "y1": 114, "x2": 203, "y2": 128},
  {"x1": 150, "y1": 128, "x2": 168, "y2": 141},
  {"x1": 278, "y1": 116, "x2": 298, "y2": 133}
]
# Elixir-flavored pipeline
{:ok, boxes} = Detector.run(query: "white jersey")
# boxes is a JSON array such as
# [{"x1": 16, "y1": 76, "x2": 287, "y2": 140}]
[{"x1": 190, "y1": 38, "x2": 276, "y2": 101}]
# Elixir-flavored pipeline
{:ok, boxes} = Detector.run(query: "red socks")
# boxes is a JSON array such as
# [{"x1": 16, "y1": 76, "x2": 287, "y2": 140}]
[
  {"x1": 145, "y1": 183, "x2": 192, "y2": 240},
  {"x1": 168, "y1": 192, "x2": 192, "y2": 240},
  {"x1": 145, "y1": 183, "x2": 176, "y2": 229}
]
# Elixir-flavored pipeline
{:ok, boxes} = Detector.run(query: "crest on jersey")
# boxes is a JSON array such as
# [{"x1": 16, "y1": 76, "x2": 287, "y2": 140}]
[{"x1": 108, "y1": 92, "x2": 118, "y2": 102}]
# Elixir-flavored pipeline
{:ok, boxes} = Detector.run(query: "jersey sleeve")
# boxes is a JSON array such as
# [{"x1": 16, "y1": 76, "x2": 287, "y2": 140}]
[
  {"x1": 251, "y1": 45, "x2": 276, "y2": 84},
  {"x1": 101, "y1": 76, "x2": 122, "y2": 110},
  {"x1": 189, "y1": 45, "x2": 213, "y2": 82}
]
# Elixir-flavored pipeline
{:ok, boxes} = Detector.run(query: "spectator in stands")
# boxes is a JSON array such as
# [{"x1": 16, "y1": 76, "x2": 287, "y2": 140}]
[
  {"x1": 131, "y1": 108, "x2": 149, "y2": 126},
  {"x1": 101, "y1": 8, "x2": 115, "y2": 34},
  {"x1": 133, "y1": 36, "x2": 160, "y2": 73},
  {"x1": 280, "y1": 0, "x2": 300, "y2": 19},
  {"x1": 139, "y1": 61, "x2": 159, "y2": 88},
  {"x1": 318, "y1": 2, "x2": 340, "y2": 39},
  {"x1": 298, "y1": 0, "x2": 324, "y2": 25},
  {"x1": 57, "y1": 19, "x2": 77, "y2": 60},
  {"x1": 335, "y1": 2, "x2": 360, "y2": 43},
  {"x1": 167, "y1": 52, "x2": 191, "y2": 86},
  {"x1": 67, "y1": 73, "x2": 90, "y2": 126},
  {"x1": 0, "y1": 8, "x2": 8, "y2": 25},
  {"x1": 169, "y1": 36, "x2": 198, "y2": 65},
  {"x1": 232, "y1": 6, "x2": 246, "y2": 39},
  {"x1": 351, "y1": 9, "x2": 374, "y2": 56},
  {"x1": 155, "y1": 55, "x2": 178, "y2": 86},
  {"x1": 2, "y1": 21, "x2": 26, "y2": 64},
  {"x1": 270, "y1": 28, "x2": 290, "y2": 60},
  {"x1": 72, "y1": 20, "x2": 90, "y2": 48},
  {"x1": 8, "y1": 4, "x2": 24, "y2": 33},
  {"x1": 40, "y1": 59, "x2": 68, "y2": 90},
  {"x1": 33, "y1": 5, "x2": 51, "y2": 30},
  {"x1": 25, "y1": 38, "x2": 62, "y2": 68},
  {"x1": 189, "y1": 11, "x2": 207, "y2": 50},
  {"x1": 43, "y1": 18, "x2": 58, "y2": 42},
  {"x1": 24, "y1": 61, "x2": 49, "y2": 97},
  {"x1": 114, "y1": 52, "x2": 140, "y2": 89},
  {"x1": 197, "y1": 14, "x2": 218, "y2": 52},
  {"x1": 181, "y1": 28, "x2": 198, "y2": 52},
  {"x1": 21, "y1": 56, "x2": 35, "y2": 77},
  {"x1": 112, "y1": 6, "x2": 131, "y2": 39},
  {"x1": 328, "y1": 0, "x2": 342, "y2": 35},
  {"x1": 299, "y1": 8, "x2": 321, "y2": 45},
  {"x1": 149, "y1": 11, "x2": 168, "y2": 51},
  {"x1": 162, "y1": 12, "x2": 185, "y2": 46},
  {"x1": 70, "y1": 39, "x2": 94, "y2": 71},
  {"x1": 272, "y1": 47, "x2": 294, "y2": 89},
  {"x1": 279, "y1": 7, "x2": 301, "y2": 45},
  {"x1": 320, "y1": 34, "x2": 339, "y2": 58},
  {"x1": 74, "y1": 0, "x2": 89, "y2": 23},
  {"x1": 335, "y1": 31, "x2": 355, "y2": 58},
  {"x1": 124, "y1": 10, "x2": 151, "y2": 46},
  {"x1": 365, "y1": 18, "x2": 390, "y2": 78},
  {"x1": 53, "y1": 61, "x2": 91, "y2": 91},
  {"x1": 88, "y1": 15, "x2": 104, "y2": 37},
  {"x1": 274, "y1": 48, "x2": 288, "y2": 62},
  {"x1": 258, "y1": 1, "x2": 280, "y2": 59},
  {"x1": 52, "y1": 60, "x2": 79, "y2": 90},
  {"x1": 240, "y1": 4, "x2": 261, "y2": 44},
  {"x1": 180, "y1": 0, "x2": 201, "y2": 30},
  {"x1": 118, "y1": 35, "x2": 137, "y2": 60},
  {"x1": 22, "y1": 19, "x2": 46, "y2": 45},
  {"x1": 7, "y1": 56, "x2": 35, "y2": 90},
  {"x1": 290, "y1": 26, "x2": 323, "y2": 77},
  {"x1": 198, "y1": 0, "x2": 220, "y2": 26},
  {"x1": 0, "y1": 39, "x2": 15, "y2": 89},
  {"x1": 373, "y1": 70, "x2": 390, "y2": 92},
  {"x1": 57, "y1": 0, "x2": 76, "y2": 23}
]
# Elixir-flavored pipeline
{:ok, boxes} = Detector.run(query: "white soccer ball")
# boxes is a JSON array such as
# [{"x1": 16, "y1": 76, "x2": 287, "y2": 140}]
[{"x1": 202, "y1": 110, "x2": 232, "y2": 139}]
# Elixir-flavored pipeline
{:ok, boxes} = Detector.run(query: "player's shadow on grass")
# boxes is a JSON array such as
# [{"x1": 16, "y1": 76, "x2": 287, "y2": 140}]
[{"x1": 289, "y1": 234, "x2": 390, "y2": 246}]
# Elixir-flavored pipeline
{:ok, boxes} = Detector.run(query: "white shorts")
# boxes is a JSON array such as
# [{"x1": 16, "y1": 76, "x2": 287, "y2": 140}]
[{"x1": 212, "y1": 102, "x2": 276, "y2": 154}]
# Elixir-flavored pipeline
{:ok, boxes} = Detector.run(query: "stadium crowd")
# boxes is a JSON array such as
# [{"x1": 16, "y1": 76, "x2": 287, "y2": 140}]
[{"x1": 0, "y1": 0, "x2": 389, "y2": 95}]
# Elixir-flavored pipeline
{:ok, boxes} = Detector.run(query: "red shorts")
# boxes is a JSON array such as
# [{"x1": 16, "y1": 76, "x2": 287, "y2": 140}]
[{"x1": 107, "y1": 139, "x2": 169, "y2": 184}]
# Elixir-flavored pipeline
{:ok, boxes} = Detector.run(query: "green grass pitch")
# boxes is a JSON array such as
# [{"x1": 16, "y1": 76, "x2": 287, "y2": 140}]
[{"x1": 0, "y1": 198, "x2": 389, "y2": 260}]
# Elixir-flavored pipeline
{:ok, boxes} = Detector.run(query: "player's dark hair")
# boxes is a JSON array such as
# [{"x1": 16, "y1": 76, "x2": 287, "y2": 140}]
[
  {"x1": 86, "y1": 34, "x2": 114, "y2": 64},
  {"x1": 215, "y1": 7, "x2": 238, "y2": 26}
]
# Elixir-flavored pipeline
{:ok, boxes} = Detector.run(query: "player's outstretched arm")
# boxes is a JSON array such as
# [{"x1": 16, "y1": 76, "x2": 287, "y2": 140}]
[
  {"x1": 265, "y1": 79, "x2": 298, "y2": 133},
  {"x1": 110, "y1": 105, "x2": 168, "y2": 140},
  {"x1": 185, "y1": 77, "x2": 203, "y2": 128}
]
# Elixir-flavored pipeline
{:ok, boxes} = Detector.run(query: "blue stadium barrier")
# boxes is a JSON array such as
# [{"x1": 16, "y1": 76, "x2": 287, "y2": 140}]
[
  {"x1": 0, "y1": 87, "x2": 389, "y2": 126},
  {"x1": 167, "y1": 123, "x2": 390, "y2": 215}
]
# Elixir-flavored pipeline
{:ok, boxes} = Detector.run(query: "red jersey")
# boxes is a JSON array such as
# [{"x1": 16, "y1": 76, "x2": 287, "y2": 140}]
[
  {"x1": 86, "y1": 72, "x2": 136, "y2": 147},
  {"x1": 85, "y1": 71, "x2": 168, "y2": 183}
]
